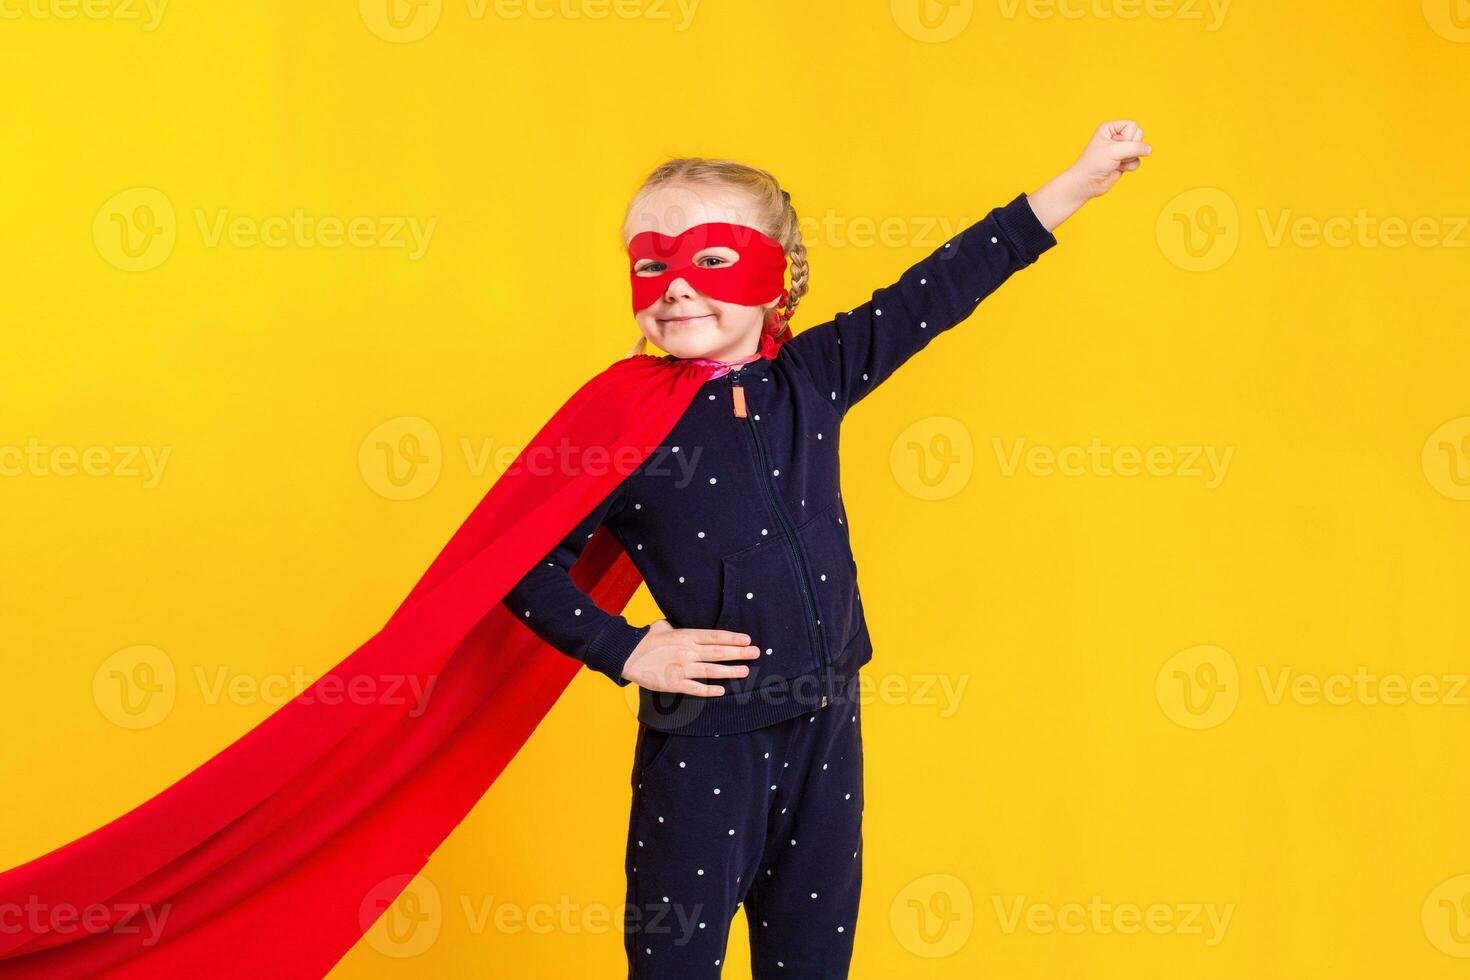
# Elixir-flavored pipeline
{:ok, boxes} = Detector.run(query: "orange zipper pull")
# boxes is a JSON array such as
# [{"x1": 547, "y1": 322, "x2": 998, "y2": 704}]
[{"x1": 731, "y1": 381, "x2": 748, "y2": 418}]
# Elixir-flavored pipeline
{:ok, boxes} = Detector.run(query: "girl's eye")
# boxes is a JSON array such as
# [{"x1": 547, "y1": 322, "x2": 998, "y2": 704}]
[
  {"x1": 636, "y1": 261, "x2": 666, "y2": 276},
  {"x1": 696, "y1": 256, "x2": 729, "y2": 268}
]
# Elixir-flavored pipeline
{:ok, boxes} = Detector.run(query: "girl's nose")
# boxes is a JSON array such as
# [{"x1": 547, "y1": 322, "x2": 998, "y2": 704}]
[{"x1": 663, "y1": 277, "x2": 695, "y2": 301}]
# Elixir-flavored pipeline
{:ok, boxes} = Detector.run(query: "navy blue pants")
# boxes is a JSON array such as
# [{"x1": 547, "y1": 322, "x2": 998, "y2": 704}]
[{"x1": 622, "y1": 693, "x2": 865, "y2": 978}]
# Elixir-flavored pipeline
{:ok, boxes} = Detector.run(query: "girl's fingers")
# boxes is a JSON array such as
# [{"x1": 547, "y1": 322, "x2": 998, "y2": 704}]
[
  {"x1": 691, "y1": 644, "x2": 760, "y2": 661},
  {"x1": 693, "y1": 629, "x2": 751, "y2": 647},
  {"x1": 1121, "y1": 158, "x2": 1142, "y2": 172},
  {"x1": 685, "y1": 661, "x2": 752, "y2": 680},
  {"x1": 1107, "y1": 140, "x2": 1152, "y2": 160},
  {"x1": 681, "y1": 680, "x2": 727, "y2": 697}
]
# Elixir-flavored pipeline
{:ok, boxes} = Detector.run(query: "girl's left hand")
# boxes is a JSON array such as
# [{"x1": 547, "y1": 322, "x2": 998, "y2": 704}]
[
  {"x1": 1026, "y1": 119, "x2": 1153, "y2": 232},
  {"x1": 1069, "y1": 119, "x2": 1152, "y2": 198}
]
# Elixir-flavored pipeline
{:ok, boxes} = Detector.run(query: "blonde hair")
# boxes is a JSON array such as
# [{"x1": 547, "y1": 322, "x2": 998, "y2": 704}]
[{"x1": 622, "y1": 158, "x2": 809, "y2": 359}]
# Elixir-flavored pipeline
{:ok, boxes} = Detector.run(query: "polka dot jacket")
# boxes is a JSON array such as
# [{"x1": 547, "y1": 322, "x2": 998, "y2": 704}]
[{"x1": 503, "y1": 193, "x2": 1058, "y2": 736}]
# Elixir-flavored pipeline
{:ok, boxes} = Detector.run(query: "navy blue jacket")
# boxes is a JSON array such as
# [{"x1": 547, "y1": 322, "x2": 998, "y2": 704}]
[{"x1": 503, "y1": 193, "x2": 1058, "y2": 735}]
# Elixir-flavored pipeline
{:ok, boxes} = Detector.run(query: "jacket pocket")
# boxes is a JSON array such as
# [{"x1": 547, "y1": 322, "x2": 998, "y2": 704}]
[
  {"x1": 795, "y1": 503, "x2": 859, "y2": 660},
  {"x1": 712, "y1": 534, "x2": 820, "y2": 687},
  {"x1": 634, "y1": 724, "x2": 674, "y2": 780}
]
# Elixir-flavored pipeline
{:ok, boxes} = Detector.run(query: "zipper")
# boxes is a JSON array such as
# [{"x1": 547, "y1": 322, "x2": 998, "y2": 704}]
[{"x1": 729, "y1": 366, "x2": 831, "y2": 708}]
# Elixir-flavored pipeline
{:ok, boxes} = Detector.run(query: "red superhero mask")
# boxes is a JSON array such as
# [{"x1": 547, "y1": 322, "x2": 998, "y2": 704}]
[{"x1": 628, "y1": 222, "x2": 788, "y2": 315}]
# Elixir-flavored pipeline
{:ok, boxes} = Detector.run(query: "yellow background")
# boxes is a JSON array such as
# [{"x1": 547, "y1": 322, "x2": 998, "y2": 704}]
[{"x1": 2, "y1": 0, "x2": 1468, "y2": 976}]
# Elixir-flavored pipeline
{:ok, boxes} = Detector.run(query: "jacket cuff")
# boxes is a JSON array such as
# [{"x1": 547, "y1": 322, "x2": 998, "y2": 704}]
[
  {"x1": 995, "y1": 192, "x2": 1059, "y2": 264},
  {"x1": 582, "y1": 619, "x2": 650, "y2": 687}
]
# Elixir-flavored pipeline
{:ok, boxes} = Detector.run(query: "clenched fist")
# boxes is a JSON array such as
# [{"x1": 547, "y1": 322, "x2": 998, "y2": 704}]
[{"x1": 1027, "y1": 119, "x2": 1153, "y2": 231}]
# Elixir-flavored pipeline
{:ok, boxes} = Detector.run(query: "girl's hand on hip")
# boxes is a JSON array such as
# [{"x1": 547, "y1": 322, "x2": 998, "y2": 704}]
[{"x1": 621, "y1": 618, "x2": 760, "y2": 696}]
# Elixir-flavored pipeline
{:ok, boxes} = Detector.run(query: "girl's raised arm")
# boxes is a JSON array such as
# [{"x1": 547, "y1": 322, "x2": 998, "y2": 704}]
[
  {"x1": 780, "y1": 193, "x2": 1057, "y2": 418},
  {"x1": 781, "y1": 120, "x2": 1149, "y2": 418}
]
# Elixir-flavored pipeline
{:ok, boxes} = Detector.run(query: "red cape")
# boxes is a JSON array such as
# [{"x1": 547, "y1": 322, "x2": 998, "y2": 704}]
[{"x1": 0, "y1": 350, "x2": 740, "y2": 977}]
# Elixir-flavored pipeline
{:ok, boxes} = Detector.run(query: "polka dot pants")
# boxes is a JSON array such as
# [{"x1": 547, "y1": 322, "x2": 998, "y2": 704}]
[{"x1": 622, "y1": 695, "x2": 864, "y2": 978}]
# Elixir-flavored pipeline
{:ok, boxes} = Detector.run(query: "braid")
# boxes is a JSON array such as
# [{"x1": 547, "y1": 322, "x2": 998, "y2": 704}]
[{"x1": 766, "y1": 187, "x2": 809, "y2": 340}]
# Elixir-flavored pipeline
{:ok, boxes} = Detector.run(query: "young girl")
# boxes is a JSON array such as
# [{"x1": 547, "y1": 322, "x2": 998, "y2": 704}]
[{"x1": 504, "y1": 120, "x2": 1150, "y2": 978}]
